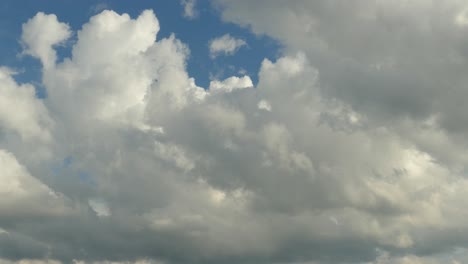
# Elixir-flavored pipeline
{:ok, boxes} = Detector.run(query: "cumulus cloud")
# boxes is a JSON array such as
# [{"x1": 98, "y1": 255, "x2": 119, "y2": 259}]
[
  {"x1": 21, "y1": 13, "x2": 71, "y2": 68},
  {"x1": 0, "y1": 149, "x2": 67, "y2": 216},
  {"x1": 209, "y1": 34, "x2": 246, "y2": 58},
  {"x1": 0, "y1": 68, "x2": 52, "y2": 142},
  {"x1": 3, "y1": 2, "x2": 468, "y2": 264}
]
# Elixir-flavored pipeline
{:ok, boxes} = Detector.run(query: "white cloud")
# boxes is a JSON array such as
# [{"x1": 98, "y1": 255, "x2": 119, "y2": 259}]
[
  {"x1": 0, "y1": 68, "x2": 52, "y2": 142},
  {"x1": 257, "y1": 100, "x2": 272, "y2": 112},
  {"x1": 0, "y1": 149, "x2": 68, "y2": 217},
  {"x1": 21, "y1": 12, "x2": 71, "y2": 68},
  {"x1": 181, "y1": 0, "x2": 198, "y2": 19},
  {"x1": 154, "y1": 141, "x2": 196, "y2": 172},
  {"x1": 209, "y1": 34, "x2": 246, "y2": 58},
  {"x1": 209, "y1": 75, "x2": 253, "y2": 93},
  {"x1": 90, "y1": 3, "x2": 110, "y2": 14},
  {"x1": 88, "y1": 199, "x2": 111, "y2": 217}
]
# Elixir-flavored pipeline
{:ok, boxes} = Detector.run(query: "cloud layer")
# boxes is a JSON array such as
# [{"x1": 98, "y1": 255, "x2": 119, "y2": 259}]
[{"x1": 2, "y1": 2, "x2": 468, "y2": 263}]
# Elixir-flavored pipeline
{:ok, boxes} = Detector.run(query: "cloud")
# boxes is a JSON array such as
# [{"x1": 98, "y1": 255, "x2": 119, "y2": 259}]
[
  {"x1": 88, "y1": 199, "x2": 111, "y2": 217},
  {"x1": 208, "y1": 75, "x2": 253, "y2": 93},
  {"x1": 0, "y1": 260, "x2": 62, "y2": 264},
  {"x1": 257, "y1": 100, "x2": 272, "y2": 112},
  {"x1": 0, "y1": 149, "x2": 68, "y2": 217},
  {"x1": 0, "y1": 68, "x2": 52, "y2": 142},
  {"x1": 21, "y1": 13, "x2": 71, "y2": 68},
  {"x1": 209, "y1": 34, "x2": 246, "y2": 58},
  {"x1": 4, "y1": 2, "x2": 468, "y2": 264},
  {"x1": 180, "y1": 0, "x2": 198, "y2": 19},
  {"x1": 90, "y1": 3, "x2": 110, "y2": 14}
]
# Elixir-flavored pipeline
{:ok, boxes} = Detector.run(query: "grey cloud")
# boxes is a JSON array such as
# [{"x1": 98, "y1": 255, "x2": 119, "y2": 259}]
[
  {"x1": 211, "y1": 0, "x2": 468, "y2": 262},
  {"x1": 2, "y1": 2, "x2": 468, "y2": 264},
  {"x1": 213, "y1": 1, "x2": 468, "y2": 132}
]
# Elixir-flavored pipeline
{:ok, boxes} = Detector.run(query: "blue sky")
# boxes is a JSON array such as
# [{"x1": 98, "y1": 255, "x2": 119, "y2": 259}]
[{"x1": 0, "y1": 0, "x2": 280, "y2": 92}]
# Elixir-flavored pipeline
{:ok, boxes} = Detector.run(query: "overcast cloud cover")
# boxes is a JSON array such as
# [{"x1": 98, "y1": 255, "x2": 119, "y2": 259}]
[{"x1": 2, "y1": 1, "x2": 468, "y2": 263}]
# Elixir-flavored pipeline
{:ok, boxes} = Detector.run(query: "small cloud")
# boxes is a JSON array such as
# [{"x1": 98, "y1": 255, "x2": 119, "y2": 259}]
[
  {"x1": 258, "y1": 100, "x2": 272, "y2": 112},
  {"x1": 90, "y1": 2, "x2": 109, "y2": 14},
  {"x1": 0, "y1": 228, "x2": 8, "y2": 235},
  {"x1": 181, "y1": 0, "x2": 198, "y2": 19},
  {"x1": 88, "y1": 199, "x2": 111, "y2": 217},
  {"x1": 329, "y1": 216, "x2": 339, "y2": 226},
  {"x1": 21, "y1": 12, "x2": 71, "y2": 68},
  {"x1": 238, "y1": 68, "x2": 247, "y2": 75},
  {"x1": 209, "y1": 34, "x2": 246, "y2": 58},
  {"x1": 209, "y1": 75, "x2": 253, "y2": 93},
  {"x1": 209, "y1": 188, "x2": 226, "y2": 205}
]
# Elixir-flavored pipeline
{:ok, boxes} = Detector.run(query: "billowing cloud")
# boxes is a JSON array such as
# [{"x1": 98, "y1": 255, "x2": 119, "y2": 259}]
[
  {"x1": 0, "y1": 149, "x2": 67, "y2": 217},
  {"x1": 2, "y1": 2, "x2": 468, "y2": 264},
  {"x1": 209, "y1": 34, "x2": 246, "y2": 58},
  {"x1": 0, "y1": 68, "x2": 52, "y2": 142},
  {"x1": 21, "y1": 12, "x2": 71, "y2": 69}
]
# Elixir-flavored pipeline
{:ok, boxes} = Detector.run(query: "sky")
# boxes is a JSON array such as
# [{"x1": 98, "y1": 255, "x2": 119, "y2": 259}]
[
  {"x1": 3, "y1": 1, "x2": 468, "y2": 264},
  {"x1": 0, "y1": 0, "x2": 279, "y2": 91}
]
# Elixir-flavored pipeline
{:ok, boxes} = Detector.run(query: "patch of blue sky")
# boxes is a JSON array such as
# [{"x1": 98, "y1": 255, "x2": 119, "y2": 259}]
[
  {"x1": 63, "y1": 156, "x2": 73, "y2": 168},
  {"x1": 0, "y1": 0, "x2": 281, "y2": 93},
  {"x1": 77, "y1": 171, "x2": 95, "y2": 186},
  {"x1": 51, "y1": 156, "x2": 73, "y2": 176},
  {"x1": 51, "y1": 155, "x2": 96, "y2": 187}
]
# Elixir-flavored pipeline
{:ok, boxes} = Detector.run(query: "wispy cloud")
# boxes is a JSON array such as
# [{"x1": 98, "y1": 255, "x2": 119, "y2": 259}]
[{"x1": 209, "y1": 34, "x2": 246, "y2": 58}]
